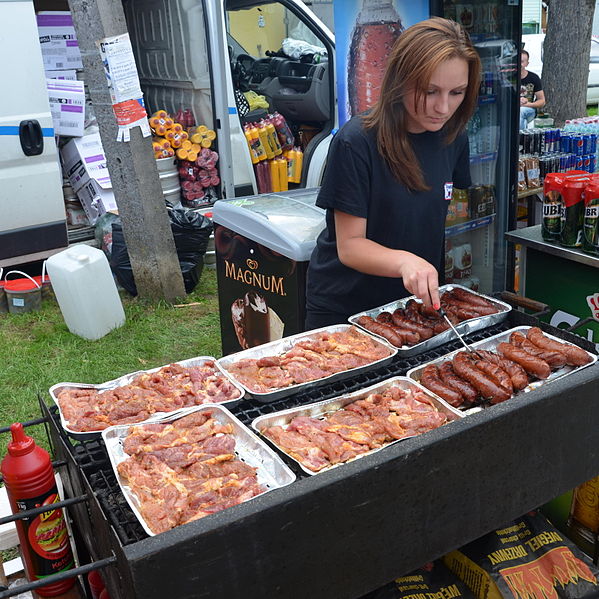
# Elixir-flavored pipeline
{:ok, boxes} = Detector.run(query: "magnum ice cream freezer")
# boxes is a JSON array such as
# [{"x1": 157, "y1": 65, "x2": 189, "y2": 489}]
[{"x1": 212, "y1": 189, "x2": 325, "y2": 355}]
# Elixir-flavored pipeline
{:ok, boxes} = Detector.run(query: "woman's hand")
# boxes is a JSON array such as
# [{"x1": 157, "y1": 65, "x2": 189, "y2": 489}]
[{"x1": 397, "y1": 254, "x2": 441, "y2": 309}]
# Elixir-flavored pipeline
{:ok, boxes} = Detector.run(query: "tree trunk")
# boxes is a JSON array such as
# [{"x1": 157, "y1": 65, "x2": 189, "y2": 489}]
[
  {"x1": 542, "y1": 0, "x2": 595, "y2": 127},
  {"x1": 68, "y1": 0, "x2": 186, "y2": 302}
]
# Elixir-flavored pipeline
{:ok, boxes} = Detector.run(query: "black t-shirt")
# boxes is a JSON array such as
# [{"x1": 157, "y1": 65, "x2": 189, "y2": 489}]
[
  {"x1": 306, "y1": 115, "x2": 471, "y2": 320},
  {"x1": 521, "y1": 71, "x2": 542, "y2": 102}
]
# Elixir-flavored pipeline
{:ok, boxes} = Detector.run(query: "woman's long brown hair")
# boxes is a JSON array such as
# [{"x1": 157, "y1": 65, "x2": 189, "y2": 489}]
[{"x1": 362, "y1": 17, "x2": 481, "y2": 191}]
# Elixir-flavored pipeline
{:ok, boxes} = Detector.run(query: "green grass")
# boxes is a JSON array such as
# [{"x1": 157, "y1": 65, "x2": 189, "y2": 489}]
[
  {"x1": 0, "y1": 268, "x2": 221, "y2": 457},
  {"x1": 588, "y1": 106, "x2": 598, "y2": 117}
]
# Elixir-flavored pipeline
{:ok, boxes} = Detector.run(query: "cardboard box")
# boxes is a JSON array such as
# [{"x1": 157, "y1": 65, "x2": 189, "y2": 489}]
[
  {"x1": 47, "y1": 79, "x2": 85, "y2": 137},
  {"x1": 37, "y1": 12, "x2": 83, "y2": 71},
  {"x1": 45, "y1": 69, "x2": 77, "y2": 80},
  {"x1": 60, "y1": 132, "x2": 110, "y2": 192},
  {"x1": 61, "y1": 132, "x2": 115, "y2": 224},
  {"x1": 76, "y1": 179, "x2": 117, "y2": 225}
]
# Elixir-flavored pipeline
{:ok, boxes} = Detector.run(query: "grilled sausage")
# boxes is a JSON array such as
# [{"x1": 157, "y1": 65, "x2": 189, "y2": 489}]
[
  {"x1": 356, "y1": 316, "x2": 405, "y2": 348},
  {"x1": 452, "y1": 351, "x2": 512, "y2": 403},
  {"x1": 475, "y1": 349, "x2": 529, "y2": 391},
  {"x1": 446, "y1": 288, "x2": 498, "y2": 311},
  {"x1": 527, "y1": 327, "x2": 592, "y2": 367},
  {"x1": 473, "y1": 357, "x2": 513, "y2": 396},
  {"x1": 438, "y1": 361, "x2": 478, "y2": 405},
  {"x1": 420, "y1": 364, "x2": 464, "y2": 407},
  {"x1": 375, "y1": 311, "x2": 394, "y2": 325},
  {"x1": 392, "y1": 310, "x2": 432, "y2": 340},
  {"x1": 443, "y1": 296, "x2": 497, "y2": 316},
  {"x1": 496, "y1": 342, "x2": 551, "y2": 379},
  {"x1": 509, "y1": 331, "x2": 567, "y2": 370}
]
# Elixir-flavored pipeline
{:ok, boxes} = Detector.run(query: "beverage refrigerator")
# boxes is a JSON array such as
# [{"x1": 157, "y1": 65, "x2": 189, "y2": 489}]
[{"x1": 333, "y1": 0, "x2": 523, "y2": 295}]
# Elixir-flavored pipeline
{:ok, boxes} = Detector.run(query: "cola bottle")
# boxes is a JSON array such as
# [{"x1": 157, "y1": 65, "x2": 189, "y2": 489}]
[{"x1": 348, "y1": 0, "x2": 404, "y2": 117}]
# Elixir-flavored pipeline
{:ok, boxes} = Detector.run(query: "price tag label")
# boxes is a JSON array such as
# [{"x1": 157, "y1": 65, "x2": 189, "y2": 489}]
[{"x1": 586, "y1": 292, "x2": 599, "y2": 321}]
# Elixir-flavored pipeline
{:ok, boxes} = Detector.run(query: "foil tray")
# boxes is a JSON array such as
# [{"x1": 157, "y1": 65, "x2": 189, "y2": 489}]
[
  {"x1": 48, "y1": 356, "x2": 245, "y2": 439},
  {"x1": 349, "y1": 284, "x2": 512, "y2": 357},
  {"x1": 251, "y1": 376, "x2": 463, "y2": 475},
  {"x1": 216, "y1": 324, "x2": 397, "y2": 403},
  {"x1": 102, "y1": 404, "x2": 296, "y2": 537},
  {"x1": 406, "y1": 326, "x2": 598, "y2": 414}
]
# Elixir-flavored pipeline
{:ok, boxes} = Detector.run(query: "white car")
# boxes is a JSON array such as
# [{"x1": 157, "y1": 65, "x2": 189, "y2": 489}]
[{"x1": 522, "y1": 33, "x2": 599, "y2": 104}]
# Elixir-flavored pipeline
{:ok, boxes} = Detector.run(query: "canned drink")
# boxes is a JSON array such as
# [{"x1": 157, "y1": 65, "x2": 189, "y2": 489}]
[
  {"x1": 583, "y1": 155, "x2": 592, "y2": 172},
  {"x1": 542, "y1": 173, "x2": 566, "y2": 242},
  {"x1": 573, "y1": 134, "x2": 585, "y2": 156},
  {"x1": 590, "y1": 133, "x2": 597, "y2": 154},
  {"x1": 590, "y1": 154, "x2": 596, "y2": 173},
  {"x1": 522, "y1": 130, "x2": 532, "y2": 154},
  {"x1": 559, "y1": 154, "x2": 569, "y2": 172},
  {"x1": 583, "y1": 134, "x2": 592, "y2": 155},
  {"x1": 560, "y1": 133, "x2": 571, "y2": 153},
  {"x1": 583, "y1": 181, "x2": 599, "y2": 255},
  {"x1": 576, "y1": 155, "x2": 584, "y2": 170}
]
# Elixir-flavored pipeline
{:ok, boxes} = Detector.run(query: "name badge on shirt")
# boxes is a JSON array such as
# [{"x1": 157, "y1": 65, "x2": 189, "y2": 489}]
[{"x1": 444, "y1": 182, "x2": 454, "y2": 201}]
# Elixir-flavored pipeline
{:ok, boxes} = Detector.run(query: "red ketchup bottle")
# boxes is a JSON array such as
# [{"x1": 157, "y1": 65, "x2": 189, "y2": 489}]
[{"x1": 1, "y1": 423, "x2": 75, "y2": 596}]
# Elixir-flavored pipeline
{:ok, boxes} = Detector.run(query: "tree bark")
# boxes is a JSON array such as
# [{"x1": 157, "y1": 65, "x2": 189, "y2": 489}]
[
  {"x1": 542, "y1": 0, "x2": 595, "y2": 126},
  {"x1": 68, "y1": 0, "x2": 186, "y2": 302}
]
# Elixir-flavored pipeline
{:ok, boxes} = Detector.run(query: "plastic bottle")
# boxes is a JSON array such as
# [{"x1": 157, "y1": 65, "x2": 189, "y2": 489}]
[
  {"x1": 258, "y1": 122, "x2": 274, "y2": 159},
  {"x1": 1, "y1": 423, "x2": 75, "y2": 597},
  {"x1": 269, "y1": 159, "x2": 280, "y2": 192},
  {"x1": 45, "y1": 245, "x2": 125, "y2": 341},
  {"x1": 250, "y1": 125, "x2": 267, "y2": 161},
  {"x1": 271, "y1": 112, "x2": 294, "y2": 151},
  {"x1": 277, "y1": 157, "x2": 288, "y2": 191},
  {"x1": 292, "y1": 146, "x2": 303, "y2": 183},
  {"x1": 284, "y1": 149, "x2": 295, "y2": 183},
  {"x1": 348, "y1": 0, "x2": 404, "y2": 117},
  {"x1": 265, "y1": 120, "x2": 282, "y2": 156}
]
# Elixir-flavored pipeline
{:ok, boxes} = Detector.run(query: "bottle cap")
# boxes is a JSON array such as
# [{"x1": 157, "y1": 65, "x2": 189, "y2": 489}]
[{"x1": 8, "y1": 423, "x2": 35, "y2": 456}]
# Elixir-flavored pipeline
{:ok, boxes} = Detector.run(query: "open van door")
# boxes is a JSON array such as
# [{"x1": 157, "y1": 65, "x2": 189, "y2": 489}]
[
  {"x1": 125, "y1": 0, "x2": 335, "y2": 199},
  {"x1": 0, "y1": 0, "x2": 67, "y2": 264}
]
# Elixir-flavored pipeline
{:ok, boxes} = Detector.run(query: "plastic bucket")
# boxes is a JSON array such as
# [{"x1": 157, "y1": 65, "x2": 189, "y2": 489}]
[
  {"x1": 32, "y1": 261, "x2": 52, "y2": 300},
  {"x1": 4, "y1": 271, "x2": 42, "y2": 314},
  {"x1": 0, "y1": 268, "x2": 7, "y2": 313}
]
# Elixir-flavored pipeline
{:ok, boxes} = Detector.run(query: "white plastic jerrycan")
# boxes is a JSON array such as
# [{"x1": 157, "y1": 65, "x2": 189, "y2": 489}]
[{"x1": 46, "y1": 245, "x2": 125, "y2": 340}]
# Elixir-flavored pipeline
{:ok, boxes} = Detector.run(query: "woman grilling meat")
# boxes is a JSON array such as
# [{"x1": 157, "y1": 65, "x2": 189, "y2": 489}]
[{"x1": 305, "y1": 17, "x2": 481, "y2": 329}]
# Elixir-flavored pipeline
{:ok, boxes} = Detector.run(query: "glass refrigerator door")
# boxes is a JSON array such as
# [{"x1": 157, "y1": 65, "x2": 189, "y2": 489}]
[{"x1": 432, "y1": 0, "x2": 521, "y2": 294}]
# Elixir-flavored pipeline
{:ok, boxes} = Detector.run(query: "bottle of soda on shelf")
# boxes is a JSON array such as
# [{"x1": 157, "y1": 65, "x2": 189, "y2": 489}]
[
  {"x1": 1, "y1": 423, "x2": 75, "y2": 597},
  {"x1": 348, "y1": 0, "x2": 403, "y2": 117}
]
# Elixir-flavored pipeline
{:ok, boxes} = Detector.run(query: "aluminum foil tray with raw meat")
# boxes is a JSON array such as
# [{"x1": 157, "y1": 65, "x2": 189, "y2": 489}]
[
  {"x1": 216, "y1": 324, "x2": 397, "y2": 403},
  {"x1": 349, "y1": 284, "x2": 511, "y2": 357},
  {"x1": 251, "y1": 376, "x2": 463, "y2": 475},
  {"x1": 103, "y1": 404, "x2": 296, "y2": 537},
  {"x1": 49, "y1": 356, "x2": 245, "y2": 438},
  {"x1": 406, "y1": 326, "x2": 597, "y2": 414}
]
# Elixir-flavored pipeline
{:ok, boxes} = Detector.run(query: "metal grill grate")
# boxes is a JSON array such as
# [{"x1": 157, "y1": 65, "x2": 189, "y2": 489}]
[{"x1": 46, "y1": 309, "x2": 591, "y2": 549}]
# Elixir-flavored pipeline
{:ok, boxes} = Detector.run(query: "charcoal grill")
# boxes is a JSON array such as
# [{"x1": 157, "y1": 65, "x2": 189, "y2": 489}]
[{"x1": 3, "y1": 310, "x2": 599, "y2": 599}]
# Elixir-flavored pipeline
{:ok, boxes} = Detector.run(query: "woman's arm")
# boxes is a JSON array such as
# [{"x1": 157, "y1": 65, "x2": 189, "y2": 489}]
[{"x1": 335, "y1": 210, "x2": 441, "y2": 309}]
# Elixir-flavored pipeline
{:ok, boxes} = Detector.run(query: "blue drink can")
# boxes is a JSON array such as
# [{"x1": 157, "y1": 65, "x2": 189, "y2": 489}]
[
  {"x1": 560, "y1": 154, "x2": 569, "y2": 172},
  {"x1": 583, "y1": 155, "x2": 591, "y2": 171},
  {"x1": 583, "y1": 134, "x2": 592, "y2": 155},
  {"x1": 574, "y1": 135, "x2": 585, "y2": 156},
  {"x1": 561, "y1": 133, "x2": 571, "y2": 153},
  {"x1": 576, "y1": 155, "x2": 584, "y2": 170},
  {"x1": 591, "y1": 133, "x2": 597, "y2": 154},
  {"x1": 590, "y1": 154, "x2": 597, "y2": 173}
]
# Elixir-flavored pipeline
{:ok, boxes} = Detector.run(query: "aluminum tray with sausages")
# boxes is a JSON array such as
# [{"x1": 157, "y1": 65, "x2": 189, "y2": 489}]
[
  {"x1": 406, "y1": 326, "x2": 597, "y2": 412},
  {"x1": 349, "y1": 284, "x2": 511, "y2": 357},
  {"x1": 217, "y1": 325, "x2": 397, "y2": 402},
  {"x1": 252, "y1": 377, "x2": 463, "y2": 475}
]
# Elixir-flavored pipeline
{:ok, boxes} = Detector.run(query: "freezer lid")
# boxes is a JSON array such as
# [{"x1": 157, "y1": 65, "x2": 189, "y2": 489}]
[{"x1": 212, "y1": 192, "x2": 326, "y2": 262}]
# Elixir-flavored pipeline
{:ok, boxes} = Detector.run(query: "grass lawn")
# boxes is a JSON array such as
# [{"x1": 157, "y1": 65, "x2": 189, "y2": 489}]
[{"x1": 0, "y1": 268, "x2": 221, "y2": 457}]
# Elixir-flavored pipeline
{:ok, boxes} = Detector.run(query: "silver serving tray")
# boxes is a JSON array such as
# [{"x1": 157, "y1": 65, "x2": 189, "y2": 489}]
[
  {"x1": 252, "y1": 376, "x2": 463, "y2": 475},
  {"x1": 216, "y1": 324, "x2": 397, "y2": 403},
  {"x1": 406, "y1": 326, "x2": 598, "y2": 414},
  {"x1": 349, "y1": 284, "x2": 512, "y2": 357},
  {"x1": 49, "y1": 356, "x2": 245, "y2": 439},
  {"x1": 102, "y1": 404, "x2": 296, "y2": 537}
]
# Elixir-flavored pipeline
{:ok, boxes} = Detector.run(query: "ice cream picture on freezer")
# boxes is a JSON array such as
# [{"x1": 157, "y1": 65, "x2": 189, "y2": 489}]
[{"x1": 231, "y1": 291, "x2": 285, "y2": 349}]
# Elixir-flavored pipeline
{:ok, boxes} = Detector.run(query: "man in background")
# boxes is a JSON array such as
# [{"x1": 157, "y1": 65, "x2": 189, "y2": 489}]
[{"x1": 520, "y1": 49, "x2": 546, "y2": 129}]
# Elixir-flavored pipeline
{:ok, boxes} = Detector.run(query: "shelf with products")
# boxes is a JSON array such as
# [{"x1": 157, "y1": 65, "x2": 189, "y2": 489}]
[
  {"x1": 445, "y1": 214, "x2": 495, "y2": 238},
  {"x1": 517, "y1": 186, "x2": 543, "y2": 200}
]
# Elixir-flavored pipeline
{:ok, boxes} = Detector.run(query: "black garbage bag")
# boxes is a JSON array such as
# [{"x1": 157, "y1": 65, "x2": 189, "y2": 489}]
[{"x1": 110, "y1": 208, "x2": 213, "y2": 296}]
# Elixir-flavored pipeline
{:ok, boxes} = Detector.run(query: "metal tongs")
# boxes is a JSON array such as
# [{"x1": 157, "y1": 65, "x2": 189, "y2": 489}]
[{"x1": 438, "y1": 307, "x2": 480, "y2": 357}]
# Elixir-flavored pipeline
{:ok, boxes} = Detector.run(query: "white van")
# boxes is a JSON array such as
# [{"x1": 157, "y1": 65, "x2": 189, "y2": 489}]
[
  {"x1": 522, "y1": 33, "x2": 599, "y2": 105},
  {"x1": 0, "y1": 0, "x2": 67, "y2": 265},
  {"x1": 123, "y1": 0, "x2": 336, "y2": 198}
]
